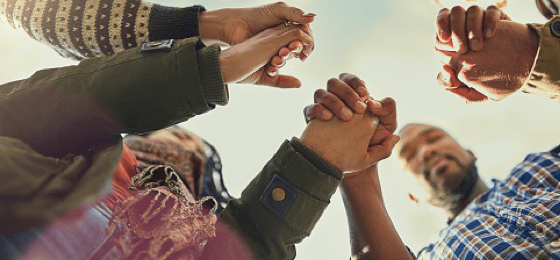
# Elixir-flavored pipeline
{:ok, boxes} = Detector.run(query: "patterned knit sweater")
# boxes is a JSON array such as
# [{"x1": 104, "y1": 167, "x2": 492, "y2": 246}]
[{"x1": 0, "y1": 0, "x2": 204, "y2": 59}]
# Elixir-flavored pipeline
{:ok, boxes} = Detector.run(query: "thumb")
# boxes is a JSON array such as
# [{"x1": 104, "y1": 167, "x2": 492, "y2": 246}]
[
  {"x1": 365, "y1": 135, "x2": 400, "y2": 165},
  {"x1": 445, "y1": 86, "x2": 489, "y2": 104},
  {"x1": 261, "y1": 73, "x2": 302, "y2": 88},
  {"x1": 270, "y1": 2, "x2": 316, "y2": 24},
  {"x1": 437, "y1": 65, "x2": 464, "y2": 88}
]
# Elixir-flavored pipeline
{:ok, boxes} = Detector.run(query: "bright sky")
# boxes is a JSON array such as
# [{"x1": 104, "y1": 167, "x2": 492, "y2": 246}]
[{"x1": 1, "y1": 0, "x2": 560, "y2": 259}]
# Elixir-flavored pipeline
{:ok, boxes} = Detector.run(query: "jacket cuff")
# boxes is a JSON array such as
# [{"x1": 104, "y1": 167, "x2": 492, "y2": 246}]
[
  {"x1": 218, "y1": 139, "x2": 342, "y2": 259},
  {"x1": 289, "y1": 137, "x2": 343, "y2": 182},
  {"x1": 148, "y1": 5, "x2": 206, "y2": 41},
  {"x1": 196, "y1": 43, "x2": 228, "y2": 106},
  {"x1": 523, "y1": 18, "x2": 560, "y2": 100}
]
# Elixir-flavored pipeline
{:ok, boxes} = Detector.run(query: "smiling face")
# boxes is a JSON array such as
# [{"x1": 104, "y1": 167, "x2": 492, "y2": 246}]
[{"x1": 397, "y1": 123, "x2": 477, "y2": 208}]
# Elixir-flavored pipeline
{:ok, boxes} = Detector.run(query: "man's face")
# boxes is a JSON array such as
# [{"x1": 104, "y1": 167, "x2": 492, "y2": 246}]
[{"x1": 397, "y1": 123, "x2": 476, "y2": 207}]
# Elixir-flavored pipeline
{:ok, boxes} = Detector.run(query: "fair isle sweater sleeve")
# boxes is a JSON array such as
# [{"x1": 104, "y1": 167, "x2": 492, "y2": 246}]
[{"x1": 0, "y1": 0, "x2": 205, "y2": 60}]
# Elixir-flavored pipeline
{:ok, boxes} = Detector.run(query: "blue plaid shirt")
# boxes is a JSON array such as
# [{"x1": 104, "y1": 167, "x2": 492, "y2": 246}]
[{"x1": 418, "y1": 147, "x2": 560, "y2": 260}]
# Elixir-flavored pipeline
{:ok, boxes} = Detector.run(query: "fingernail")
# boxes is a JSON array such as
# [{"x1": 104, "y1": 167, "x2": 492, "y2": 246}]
[
  {"x1": 357, "y1": 86, "x2": 368, "y2": 96},
  {"x1": 437, "y1": 72, "x2": 452, "y2": 87},
  {"x1": 441, "y1": 30, "x2": 449, "y2": 40},
  {"x1": 342, "y1": 108, "x2": 352, "y2": 119},
  {"x1": 302, "y1": 13, "x2": 316, "y2": 17},
  {"x1": 267, "y1": 70, "x2": 279, "y2": 77},
  {"x1": 356, "y1": 101, "x2": 367, "y2": 111},
  {"x1": 322, "y1": 110, "x2": 332, "y2": 118},
  {"x1": 369, "y1": 100, "x2": 382, "y2": 109},
  {"x1": 470, "y1": 38, "x2": 481, "y2": 51},
  {"x1": 485, "y1": 29, "x2": 493, "y2": 38}
]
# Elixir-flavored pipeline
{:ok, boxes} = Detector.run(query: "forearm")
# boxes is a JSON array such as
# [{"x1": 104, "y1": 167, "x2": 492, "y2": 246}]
[
  {"x1": 341, "y1": 168, "x2": 414, "y2": 260},
  {"x1": 0, "y1": 0, "x2": 204, "y2": 59},
  {"x1": 203, "y1": 138, "x2": 343, "y2": 260}
]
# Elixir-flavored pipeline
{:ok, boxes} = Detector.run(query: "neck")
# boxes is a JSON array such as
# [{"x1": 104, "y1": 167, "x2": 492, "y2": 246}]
[{"x1": 447, "y1": 178, "x2": 489, "y2": 219}]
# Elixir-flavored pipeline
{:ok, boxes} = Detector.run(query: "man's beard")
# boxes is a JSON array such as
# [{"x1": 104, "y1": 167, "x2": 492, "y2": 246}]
[{"x1": 426, "y1": 161, "x2": 479, "y2": 211}]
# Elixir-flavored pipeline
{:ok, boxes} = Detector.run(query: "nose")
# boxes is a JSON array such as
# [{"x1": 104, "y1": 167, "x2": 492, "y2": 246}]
[{"x1": 418, "y1": 144, "x2": 437, "y2": 165}]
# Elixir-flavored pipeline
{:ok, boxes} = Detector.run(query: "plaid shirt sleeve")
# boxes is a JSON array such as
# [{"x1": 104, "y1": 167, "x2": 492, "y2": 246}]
[{"x1": 418, "y1": 146, "x2": 560, "y2": 260}]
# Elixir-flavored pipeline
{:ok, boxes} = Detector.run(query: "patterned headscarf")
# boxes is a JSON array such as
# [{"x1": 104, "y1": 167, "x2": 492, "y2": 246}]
[{"x1": 124, "y1": 126, "x2": 207, "y2": 199}]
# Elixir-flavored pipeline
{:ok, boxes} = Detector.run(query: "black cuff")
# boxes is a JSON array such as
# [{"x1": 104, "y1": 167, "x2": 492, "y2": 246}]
[{"x1": 149, "y1": 5, "x2": 206, "y2": 41}]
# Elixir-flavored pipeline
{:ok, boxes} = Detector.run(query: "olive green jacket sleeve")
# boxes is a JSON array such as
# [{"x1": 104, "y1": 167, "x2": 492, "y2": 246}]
[
  {"x1": 0, "y1": 37, "x2": 225, "y2": 231},
  {"x1": 524, "y1": 17, "x2": 560, "y2": 100},
  {"x1": 202, "y1": 138, "x2": 343, "y2": 260},
  {"x1": 0, "y1": 37, "x2": 226, "y2": 156}
]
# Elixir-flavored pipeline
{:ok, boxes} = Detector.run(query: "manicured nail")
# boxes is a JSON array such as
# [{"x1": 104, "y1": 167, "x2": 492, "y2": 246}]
[
  {"x1": 322, "y1": 110, "x2": 332, "y2": 118},
  {"x1": 302, "y1": 13, "x2": 316, "y2": 17},
  {"x1": 357, "y1": 86, "x2": 368, "y2": 96},
  {"x1": 470, "y1": 38, "x2": 481, "y2": 51},
  {"x1": 267, "y1": 70, "x2": 279, "y2": 77},
  {"x1": 437, "y1": 72, "x2": 452, "y2": 87},
  {"x1": 356, "y1": 101, "x2": 367, "y2": 111},
  {"x1": 342, "y1": 107, "x2": 352, "y2": 119},
  {"x1": 369, "y1": 100, "x2": 382, "y2": 109},
  {"x1": 485, "y1": 29, "x2": 493, "y2": 38}
]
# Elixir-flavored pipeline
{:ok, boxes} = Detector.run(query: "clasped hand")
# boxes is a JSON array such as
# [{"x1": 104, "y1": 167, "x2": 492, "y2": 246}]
[
  {"x1": 434, "y1": 5, "x2": 538, "y2": 103},
  {"x1": 301, "y1": 74, "x2": 400, "y2": 174},
  {"x1": 201, "y1": 2, "x2": 316, "y2": 88}
]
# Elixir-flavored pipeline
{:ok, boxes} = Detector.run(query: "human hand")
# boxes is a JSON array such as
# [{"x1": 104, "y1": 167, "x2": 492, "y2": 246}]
[
  {"x1": 219, "y1": 24, "x2": 313, "y2": 88},
  {"x1": 435, "y1": 5, "x2": 510, "y2": 53},
  {"x1": 301, "y1": 110, "x2": 398, "y2": 173},
  {"x1": 302, "y1": 74, "x2": 400, "y2": 172},
  {"x1": 266, "y1": 41, "x2": 305, "y2": 78},
  {"x1": 199, "y1": 2, "x2": 315, "y2": 60},
  {"x1": 436, "y1": 20, "x2": 539, "y2": 103},
  {"x1": 304, "y1": 73, "x2": 398, "y2": 149},
  {"x1": 304, "y1": 73, "x2": 382, "y2": 122}
]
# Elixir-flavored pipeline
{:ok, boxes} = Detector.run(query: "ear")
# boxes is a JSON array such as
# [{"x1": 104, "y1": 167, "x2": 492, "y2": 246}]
[
  {"x1": 408, "y1": 193, "x2": 420, "y2": 204},
  {"x1": 466, "y1": 150, "x2": 477, "y2": 161}
]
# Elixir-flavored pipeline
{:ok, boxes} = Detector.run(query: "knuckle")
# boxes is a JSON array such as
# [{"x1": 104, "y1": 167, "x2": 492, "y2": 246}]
[
  {"x1": 327, "y1": 78, "x2": 340, "y2": 88},
  {"x1": 437, "y1": 8, "x2": 450, "y2": 16},
  {"x1": 436, "y1": 14, "x2": 447, "y2": 25},
  {"x1": 292, "y1": 29, "x2": 305, "y2": 38},
  {"x1": 466, "y1": 5, "x2": 482, "y2": 13},
  {"x1": 314, "y1": 89, "x2": 326, "y2": 99},
  {"x1": 486, "y1": 5, "x2": 499, "y2": 11},
  {"x1": 450, "y1": 6, "x2": 465, "y2": 14},
  {"x1": 274, "y1": 1, "x2": 287, "y2": 8}
]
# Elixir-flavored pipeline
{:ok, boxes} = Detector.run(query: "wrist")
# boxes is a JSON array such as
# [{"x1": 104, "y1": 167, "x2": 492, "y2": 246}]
[
  {"x1": 199, "y1": 9, "x2": 227, "y2": 44},
  {"x1": 341, "y1": 165, "x2": 382, "y2": 199},
  {"x1": 300, "y1": 121, "x2": 343, "y2": 172}
]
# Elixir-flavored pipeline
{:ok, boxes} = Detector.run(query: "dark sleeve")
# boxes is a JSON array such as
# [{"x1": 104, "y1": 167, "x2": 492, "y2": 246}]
[
  {"x1": 522, "y1": 17, "x2": 560, "y2": 100},
  {"x1": 0, "y1": 0, "x2": 205, "y2": 59},
  {"x1": 202, "y1": 138, "x2": 343, "y2": 260},
  {"x1": 0, "y1": 37, "x2": 226, "y2": 157}
]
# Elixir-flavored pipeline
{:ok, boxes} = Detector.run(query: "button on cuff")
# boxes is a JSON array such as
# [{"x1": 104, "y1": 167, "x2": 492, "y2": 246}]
[
  {"x1": 259, "y1": 174, "x2": 298, "y2": 221},
  {"x1": 550, "y1": 20, "x2": 560, "y2": 38}
]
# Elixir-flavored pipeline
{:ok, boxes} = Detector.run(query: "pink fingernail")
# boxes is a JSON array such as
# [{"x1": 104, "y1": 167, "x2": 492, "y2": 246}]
[
  {"x1": 342, "y1": 108, "x2": 352, "y2": 119},
  {"x1": 356, "y1": 101, "x2": 367, "y2": 111},
  {"x1": 322, "y1": 110, "x2": 332, "y2": 118},
  {"x1": 369, "y1": 100, "x2": 382, "y2": 109},
  {"x1": 357, "y1": 86, "x2": 368, "y2": 96}
]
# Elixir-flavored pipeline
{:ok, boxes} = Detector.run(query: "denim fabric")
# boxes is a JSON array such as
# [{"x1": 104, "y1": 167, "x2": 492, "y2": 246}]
[{"x1": 1, "y1": 204, "x2": 113, "y2": 260}]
